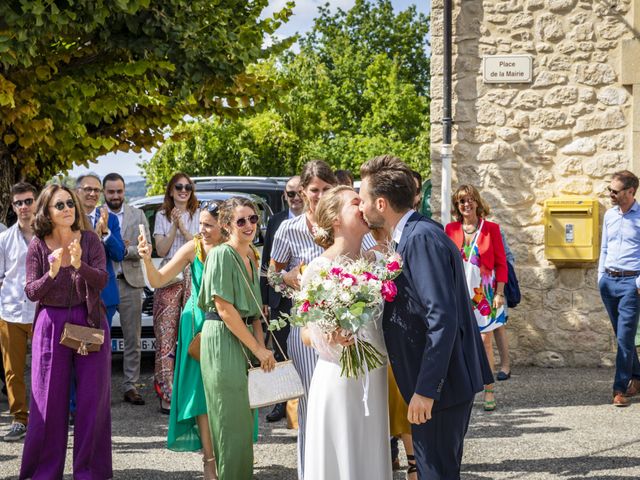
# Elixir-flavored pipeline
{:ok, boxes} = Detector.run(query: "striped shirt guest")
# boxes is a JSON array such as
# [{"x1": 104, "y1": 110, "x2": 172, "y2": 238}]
[{"x1": 270, "y1": 160, "x2": 374, "y2": 479}]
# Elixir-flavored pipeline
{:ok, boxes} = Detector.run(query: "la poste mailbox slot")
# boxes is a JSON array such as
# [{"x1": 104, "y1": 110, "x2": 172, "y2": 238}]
[{"x1": 544, "y1": 196, "x2": 599, "y2": 262}]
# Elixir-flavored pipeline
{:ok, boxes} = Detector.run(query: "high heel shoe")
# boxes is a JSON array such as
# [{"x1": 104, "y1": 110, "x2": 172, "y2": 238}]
[
  {"x1": 158, "y1": 398, "x2": 170, "y2": 415},
  {"x1": 406, "y1": 454, "x2": 417, "y2": 480},
  {"x1": 203, "y1": 456, "x2": 218, "y2": 480}
]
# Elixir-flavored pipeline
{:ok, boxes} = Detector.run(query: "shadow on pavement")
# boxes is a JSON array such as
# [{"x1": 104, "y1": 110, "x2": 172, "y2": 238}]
[
  {"x1": 254, "y1": 464, "x2": 298, "y2": 479},
  {"x1": 111, "y1": 469, "x2": 200, "y2": 479},
  {"x1": 463, "y1": 454, "x2": 640, "y2": 477}
]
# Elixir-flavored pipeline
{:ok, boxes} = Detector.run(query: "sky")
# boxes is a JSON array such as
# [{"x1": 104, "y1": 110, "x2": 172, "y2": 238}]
[{"x1": 68, "y1": 0, "x2": 431, "y2": 180}]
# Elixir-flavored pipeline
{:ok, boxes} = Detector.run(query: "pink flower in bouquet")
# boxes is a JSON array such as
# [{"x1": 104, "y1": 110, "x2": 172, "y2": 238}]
[
  {"x1": 381, "y1": 280, "x2": 398, "y2": 302},
  {"x1": 330, "y1": 267, "x2": 343, "y2": 276},
  {"x1": 300, "y1": 301, "x2": 311, "y2": 313},
  {"x1": 387, "y1": 260, "x2": 401, "y2": 273},
  {"x1": 362, "y1": 271, "x2": 379, "y2": 281}
]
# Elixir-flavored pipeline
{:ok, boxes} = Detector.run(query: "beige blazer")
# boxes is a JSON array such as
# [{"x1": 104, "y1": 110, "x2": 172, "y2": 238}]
[{"x1": 120, "y1": 203, "x2": 151, "y2": 289}]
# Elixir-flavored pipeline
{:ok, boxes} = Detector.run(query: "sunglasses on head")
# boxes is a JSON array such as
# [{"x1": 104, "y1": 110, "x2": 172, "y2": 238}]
[
  {"x1": 235, "y1": 214, "x2": 259, "y2": 227},
  {"x1": 174, "y1": 183, "x2": 193, "y2": 192},
  {"x1": 200, "y1": 201, "x2": 220, "y2": 216},
  {"x1": 607, "y1": 186, "x2": 629, "y2": 195},
  {"x1": 51, "y1": 199, "x2": 76, "y2": 211},
  {"x1": 13, "y1": 198, "x2": 34, "y2": 207},
  {"x1": 285, "y1": 190, "x2": 300, "y2": 199}
]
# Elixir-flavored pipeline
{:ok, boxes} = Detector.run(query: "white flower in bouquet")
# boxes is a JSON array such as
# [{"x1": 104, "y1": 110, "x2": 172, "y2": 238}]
[{"x1": 269, "y1": 252, "x2": 403, "y2": 378}]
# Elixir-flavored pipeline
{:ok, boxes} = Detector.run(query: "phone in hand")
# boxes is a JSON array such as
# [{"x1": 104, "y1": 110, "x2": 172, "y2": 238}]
[{"x1": 139, "y1": 224, "x2": 147, "y2": 244}]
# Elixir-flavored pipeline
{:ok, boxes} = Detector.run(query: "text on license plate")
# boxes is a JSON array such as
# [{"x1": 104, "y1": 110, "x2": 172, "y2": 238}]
[{"x1": 111, "y1": 338, "x2": 156, "y2": 352}]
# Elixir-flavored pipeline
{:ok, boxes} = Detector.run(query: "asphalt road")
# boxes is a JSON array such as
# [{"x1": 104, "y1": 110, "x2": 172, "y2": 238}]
[{"x1": 2, "y1": 357, "x2": 640, "y2": 479}]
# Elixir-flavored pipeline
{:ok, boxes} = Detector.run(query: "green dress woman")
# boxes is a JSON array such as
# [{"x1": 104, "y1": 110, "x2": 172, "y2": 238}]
[{"x1": 198, "y1": 198, "x2": 276, "y2": 480}]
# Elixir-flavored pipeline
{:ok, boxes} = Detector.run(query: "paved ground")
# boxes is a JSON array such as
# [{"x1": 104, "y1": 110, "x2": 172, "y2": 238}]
[{"x1": 2, "y1": 357, "x2": 640, "y2": 479}]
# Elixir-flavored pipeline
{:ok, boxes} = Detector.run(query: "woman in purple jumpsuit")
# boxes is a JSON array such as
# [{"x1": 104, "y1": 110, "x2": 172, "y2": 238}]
[{"x1": 20, "y1": 185, "x2": 112, "y2": 480}]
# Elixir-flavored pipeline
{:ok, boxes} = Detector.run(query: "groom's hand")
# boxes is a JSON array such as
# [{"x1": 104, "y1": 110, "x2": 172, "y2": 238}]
[{"x1": 407, "y1": 393, "x2": 434, "y2": 424}]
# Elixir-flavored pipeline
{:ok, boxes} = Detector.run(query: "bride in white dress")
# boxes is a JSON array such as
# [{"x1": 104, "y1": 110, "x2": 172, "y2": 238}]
[{"x1": 300, "y1": 186, "x2": 392, "y2": 480}]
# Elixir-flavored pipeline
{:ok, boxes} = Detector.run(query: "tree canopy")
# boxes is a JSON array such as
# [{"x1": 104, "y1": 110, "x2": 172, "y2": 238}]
[
  {"x1": 0, "y1": 0, "x2": 293, "y2": 221},
  {"x1": 143, "y1": 0, "x2": 431, "y2": 194}
]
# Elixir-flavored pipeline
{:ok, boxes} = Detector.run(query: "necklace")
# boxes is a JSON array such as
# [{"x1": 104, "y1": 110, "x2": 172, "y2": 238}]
[{"x1": 462, "y1": 223, "x2": 478, "y2": 234}]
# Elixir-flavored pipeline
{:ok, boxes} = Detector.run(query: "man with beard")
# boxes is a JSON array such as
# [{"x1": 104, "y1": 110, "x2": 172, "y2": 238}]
[
  {"x1": 598, "y1": 170, "x2": 640, "y2": 407},
  {"x1": 261, "y1": 175, "x2": 304, "y2": 422},
  {"x1": 359, "y1": 155, "x2": 492, "y2": 480},
  {"x1": 103, "y1": 172, "x2": 151, "y2": 406}
]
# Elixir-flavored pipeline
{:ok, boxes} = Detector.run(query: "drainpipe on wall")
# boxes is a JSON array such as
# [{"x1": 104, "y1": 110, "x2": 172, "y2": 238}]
[{"x1": 440, "y1": 0, "x2": 453, "y2": 224}]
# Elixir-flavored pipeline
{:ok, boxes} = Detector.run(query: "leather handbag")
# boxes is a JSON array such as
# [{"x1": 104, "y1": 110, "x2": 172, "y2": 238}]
[
  {"x1": 233, "y1": 254, "x2": 304, "y2": 409},
  {"x1": 60, "y1": 323, "x2": 104, "y2": 355},
  {"x1": 59, "y1": 272, "x2": 104, "y2": 355}
]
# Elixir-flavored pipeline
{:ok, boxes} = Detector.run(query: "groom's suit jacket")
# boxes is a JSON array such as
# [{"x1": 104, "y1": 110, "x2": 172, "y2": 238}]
[{"x1": 383, "y1": 211, "x2": 493, "y2": 413}]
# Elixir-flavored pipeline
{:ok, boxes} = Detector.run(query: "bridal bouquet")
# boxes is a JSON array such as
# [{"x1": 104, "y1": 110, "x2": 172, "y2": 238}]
[{"x1": 269, "y1": 253, "x2": 403, "y2": 378}]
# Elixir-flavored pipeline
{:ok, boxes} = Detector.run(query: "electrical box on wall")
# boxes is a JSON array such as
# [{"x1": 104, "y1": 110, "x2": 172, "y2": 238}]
[{"x1": 544, "y1": 196, "x2": 600, "y2": 262}]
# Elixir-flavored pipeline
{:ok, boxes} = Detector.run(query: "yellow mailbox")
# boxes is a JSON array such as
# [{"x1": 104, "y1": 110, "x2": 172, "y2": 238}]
[{"x1": 544, "y1": 196, "x2": 599, "y2": 262}]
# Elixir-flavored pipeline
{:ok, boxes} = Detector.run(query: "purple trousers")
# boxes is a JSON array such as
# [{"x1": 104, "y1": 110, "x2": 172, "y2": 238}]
[{"x1": 20, "y1": 305, "x2": 112, "y2": 480}]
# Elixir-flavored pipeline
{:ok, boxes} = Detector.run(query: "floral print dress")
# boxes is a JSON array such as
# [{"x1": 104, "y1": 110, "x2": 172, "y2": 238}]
[{"x1": 461, "y1": 220, "x2": 506, "y2": 333}]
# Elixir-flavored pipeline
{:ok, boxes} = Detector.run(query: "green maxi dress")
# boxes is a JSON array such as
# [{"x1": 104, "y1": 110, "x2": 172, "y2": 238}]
[
  {"x1": 167, "y1": 240, "x2": 207, "y2": 451},
  {"x1": 198, "y1": 244, "x2": 262, "y2": 480}
]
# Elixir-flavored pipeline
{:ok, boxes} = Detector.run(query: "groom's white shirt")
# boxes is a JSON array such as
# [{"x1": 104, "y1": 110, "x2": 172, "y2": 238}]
[{"x1": 391, "y1": 209, "x2": 415, "y2": 247}]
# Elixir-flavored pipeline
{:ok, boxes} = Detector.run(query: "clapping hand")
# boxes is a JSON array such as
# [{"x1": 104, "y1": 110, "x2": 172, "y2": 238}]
[
  {"x1": 137, "y1": 234, "x2": 152, "y2": 260},
  {"x1": 407, "y1": 393, "x2": 433, "y2": 425},
  {"x1": 48, "y1": 248, "x2": 64, "y2": 278},
  {"x1": 95, "y1": 206, "x2": 109, "y2": 237},
  {"x1": 69, "y1": 239, "x2": 82, "y2": 269},
  {"x1": 170, "y1": 207, "x2": 183, "y2": 227}
]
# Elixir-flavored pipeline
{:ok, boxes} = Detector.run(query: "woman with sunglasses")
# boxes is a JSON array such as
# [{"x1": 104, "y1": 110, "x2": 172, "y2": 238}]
[
  {"x1": 198, "y1": 197, "x2": 275, "y2": 480},
  {"x1": 21, "y1": 185, "x2": 111, "y2": 479},
  {"x1": 138, "y1": 201, "x2": 223, "y2": 479},
  {"x1": 153, "y1": 172, "x2": 201, "y2": 413},
  {"x1": 445, "y1": 184, "x2": 507, "y2": 412}
]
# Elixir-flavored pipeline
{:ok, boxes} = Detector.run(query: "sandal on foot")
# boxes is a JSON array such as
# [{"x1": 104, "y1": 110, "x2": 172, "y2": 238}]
[
  {"x1": 483, "y1": 388, "x2": 496, "y2": 411},
  {"x1": 406, "y1": 454, "x2": 418, "y2": 479}
]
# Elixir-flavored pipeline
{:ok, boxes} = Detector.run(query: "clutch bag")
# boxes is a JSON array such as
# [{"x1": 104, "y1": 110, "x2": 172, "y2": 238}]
[
  {"x1": 60, "y1": 323, "x2": 104, "y2": 355},
  {"x1": 247, "y1": 359, "x2": 304, "y2": 409}
]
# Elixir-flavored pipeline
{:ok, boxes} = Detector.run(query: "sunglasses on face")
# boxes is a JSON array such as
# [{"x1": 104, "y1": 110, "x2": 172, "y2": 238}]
[
  {"x1": 285, "y1": 190, "x2": 300, "y2": 199},
  {"x1": 174, "y1": 183, "x2": 193, "y2": 192},
  {"x1": 200, "y1": 201, "x2": 220, "y2": 216},
  {"x1": 51, "y1": 199, "x2": 76, "y2": 211},
  {"x1": 607, "y1": 186, "x2": 629, "y2": 195},
  {"x1": 13, "y1": 198, "x2": 34, "y2": 207},
  {"x1": 235, "y1": 214, "x2": 259, "y2": 228},
  {"x1": 458, "y1": 198, "x2": 475, "y2": 205}
]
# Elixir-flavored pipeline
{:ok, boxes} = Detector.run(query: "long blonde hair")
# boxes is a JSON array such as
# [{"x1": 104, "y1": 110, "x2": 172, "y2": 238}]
[{"x1": 313, "y1": 185, "x2": 354, "y2": 249}]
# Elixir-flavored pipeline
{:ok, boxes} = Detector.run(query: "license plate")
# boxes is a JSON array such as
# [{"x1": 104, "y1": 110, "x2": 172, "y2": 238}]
[{"x1": 111, "y1": 338, "x2": 156, "y2": 352}]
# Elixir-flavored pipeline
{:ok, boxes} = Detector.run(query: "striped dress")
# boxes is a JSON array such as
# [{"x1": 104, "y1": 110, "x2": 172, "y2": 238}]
[{"x1": 271, "y1": 214, "x2": 375, "y2": 479}]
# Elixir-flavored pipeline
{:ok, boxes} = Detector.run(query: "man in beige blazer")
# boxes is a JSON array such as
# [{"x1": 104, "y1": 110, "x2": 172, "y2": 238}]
[{"x1": 103, "y1": 173, "x2": 151, "y2": 405}]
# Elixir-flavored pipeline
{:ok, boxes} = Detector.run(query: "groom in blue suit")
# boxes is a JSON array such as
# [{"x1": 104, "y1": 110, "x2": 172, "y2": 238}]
[{"x1": 359, "y1": 155, "x2": 493, "y2": 480}]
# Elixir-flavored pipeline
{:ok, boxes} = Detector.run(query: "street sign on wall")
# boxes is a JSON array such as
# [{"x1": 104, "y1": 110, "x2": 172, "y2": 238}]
[{"x1": 483, "y1": 55, "x2": 533, "y2": 83}]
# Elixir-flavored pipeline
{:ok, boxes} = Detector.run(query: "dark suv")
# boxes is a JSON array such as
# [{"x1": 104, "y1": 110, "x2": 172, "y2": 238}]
[{"x1": 193, "y1": 176, "x2": 288, "y2": 214}]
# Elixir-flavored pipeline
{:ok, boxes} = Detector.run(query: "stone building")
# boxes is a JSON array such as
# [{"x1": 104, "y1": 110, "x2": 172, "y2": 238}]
[{"x1": 429, "y1": 0, "x2": 639, "y2": 366}]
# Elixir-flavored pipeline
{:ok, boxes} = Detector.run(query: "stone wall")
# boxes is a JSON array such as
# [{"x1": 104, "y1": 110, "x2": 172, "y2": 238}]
[{"x1": 430, "y1": 0, "x2": 636, "y2": 366}]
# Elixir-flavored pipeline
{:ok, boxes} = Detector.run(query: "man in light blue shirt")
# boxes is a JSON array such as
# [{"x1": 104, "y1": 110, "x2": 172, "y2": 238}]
[{"x1": 598, "y1": 170, "x2": 640, "y2": 407}]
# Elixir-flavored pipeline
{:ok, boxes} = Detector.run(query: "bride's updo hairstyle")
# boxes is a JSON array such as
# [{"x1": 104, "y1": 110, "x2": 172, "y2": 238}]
[{"x1": 313, "y1": 185, "x2": 355, "y2": 249}]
